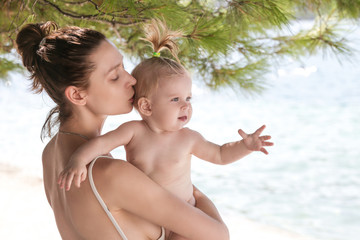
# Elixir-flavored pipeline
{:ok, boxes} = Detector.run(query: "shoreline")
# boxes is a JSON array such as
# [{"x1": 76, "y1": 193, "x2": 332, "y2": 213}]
[{"x1": 0, "y1": 164, "x2": 318, "y2": 240}]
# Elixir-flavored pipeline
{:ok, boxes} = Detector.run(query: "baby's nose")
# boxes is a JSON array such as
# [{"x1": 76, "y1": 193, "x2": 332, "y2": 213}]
[{"x1": 181, "y1": 102, "x2": 190, "y2": 110}]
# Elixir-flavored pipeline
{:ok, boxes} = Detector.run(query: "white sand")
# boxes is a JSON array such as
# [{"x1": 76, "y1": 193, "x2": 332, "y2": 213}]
[
  {"x1": 223, "y1": 216, "x2": 318, "y2": 240},
  {"x1": 0, "y1": 164, "x2": 60, "y2": 239},
  {"x1": 0, "y1": 164, "x2": 318, "y2": 240}
]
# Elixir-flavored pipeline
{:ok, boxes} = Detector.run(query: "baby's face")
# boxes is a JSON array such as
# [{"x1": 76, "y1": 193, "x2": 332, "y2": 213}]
[{"x1": 149, "y1": 73, "x2": 192, "y2": 132}]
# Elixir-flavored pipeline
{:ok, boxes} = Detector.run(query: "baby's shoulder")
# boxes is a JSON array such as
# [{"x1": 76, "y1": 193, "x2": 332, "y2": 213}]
[
  {"x1": 180, "y1": 127, "x2": 201, "y2": 137},
  {"x1": 120, "y1": 120, "x2": 148, "y2": 134},
  {"x1": 121, "y1": 120, "x2": 145, "y2": 128},
  {"x1": 177, "y1": 128, "x2": 204, "y2": 147}
]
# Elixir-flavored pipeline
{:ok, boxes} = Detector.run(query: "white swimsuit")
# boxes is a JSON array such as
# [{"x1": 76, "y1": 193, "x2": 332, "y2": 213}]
[{"x1": 88, "y1": 156, "x2": 166, "y2": 240}]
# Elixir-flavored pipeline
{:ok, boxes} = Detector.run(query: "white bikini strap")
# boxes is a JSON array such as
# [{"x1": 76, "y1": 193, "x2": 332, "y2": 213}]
[{"x1": 88, "y1": 156, "x2": 128, "y2": 240}]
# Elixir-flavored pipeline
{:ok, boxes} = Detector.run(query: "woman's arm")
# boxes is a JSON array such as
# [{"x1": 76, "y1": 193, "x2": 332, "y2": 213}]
[
  {"x1": 168, "y1": 186, "x2": 227, "y2": 240},
  {"x1": 94, "y1": 158, "x2": 230, "y2": 240}
]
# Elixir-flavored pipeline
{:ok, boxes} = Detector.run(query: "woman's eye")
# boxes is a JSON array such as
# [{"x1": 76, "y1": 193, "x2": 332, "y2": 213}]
[
  {"x1": 111, "y1": 76, "x2": 119, "y2": 81},
  {"x1": 171, "y1": 97, "x2": 179, "y2": 102}
]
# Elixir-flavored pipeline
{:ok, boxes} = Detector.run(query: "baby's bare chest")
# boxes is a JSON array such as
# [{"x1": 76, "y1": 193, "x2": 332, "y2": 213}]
[{"x1": 126, "y1": 131, "x2": 192, "y2": 171}]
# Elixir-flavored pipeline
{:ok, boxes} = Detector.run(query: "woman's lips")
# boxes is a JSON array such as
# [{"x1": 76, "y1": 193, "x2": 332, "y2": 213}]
[{"x1": 129, "y1": 95, "x2": 135, "y2": 102}]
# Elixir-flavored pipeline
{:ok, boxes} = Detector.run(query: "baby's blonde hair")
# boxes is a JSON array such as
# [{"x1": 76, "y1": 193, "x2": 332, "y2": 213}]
[{"x1": 132, "y1": 19, "x2": 186, "y2": 110}]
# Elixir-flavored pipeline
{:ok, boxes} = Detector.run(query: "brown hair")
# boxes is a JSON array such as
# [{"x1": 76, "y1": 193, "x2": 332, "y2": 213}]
[
  {"x1": 16, "y1": 21, "x2": 106, "y2": 140},
  {"x1": 131, "y1": 19, "x2": 186, "y2": 109}
]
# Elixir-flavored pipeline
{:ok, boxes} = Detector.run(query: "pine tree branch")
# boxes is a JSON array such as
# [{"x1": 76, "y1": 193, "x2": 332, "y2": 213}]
[
  {"x1": 4, "y1": 0, "x2": 32, "y2": 44},
  {"x1": 61, "y1": 0, "x2": 88, "y2": 4},
  {"x1": 1, "y1": 0, "x2": 360, "y2": 91},
  {"x1": 39, "y1": 0, "x2": 145, "y2": 26}
]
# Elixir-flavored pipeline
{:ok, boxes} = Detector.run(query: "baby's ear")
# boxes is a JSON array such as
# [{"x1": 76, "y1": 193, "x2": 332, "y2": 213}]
[{"x1": 137, "y1": 97, "x2": 152, "y2": 116}]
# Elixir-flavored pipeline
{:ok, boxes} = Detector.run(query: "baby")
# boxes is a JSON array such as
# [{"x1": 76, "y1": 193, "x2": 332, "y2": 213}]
[{"x1": 58, "y1": 18, "x2": 273, "y2": 218}]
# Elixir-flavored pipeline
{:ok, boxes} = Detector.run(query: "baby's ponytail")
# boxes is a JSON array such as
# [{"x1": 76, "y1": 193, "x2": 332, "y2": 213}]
[{"x1": 142, "y1": 19, "x2": 183, "y2": 62}]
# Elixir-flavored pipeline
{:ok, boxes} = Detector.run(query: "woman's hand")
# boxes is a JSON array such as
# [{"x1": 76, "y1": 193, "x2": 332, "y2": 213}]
[
  {"x1": 238, "y1": 125, "x2": 274, "y2": 154},
  {"x1": 57, "y1": 159, "x2": 87, "y2": 191}
]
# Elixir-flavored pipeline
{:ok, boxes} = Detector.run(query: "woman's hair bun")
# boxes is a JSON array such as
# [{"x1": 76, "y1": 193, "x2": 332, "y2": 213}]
[{"x1": 16, "y1": 21, "x2": 58, "y2": 93}]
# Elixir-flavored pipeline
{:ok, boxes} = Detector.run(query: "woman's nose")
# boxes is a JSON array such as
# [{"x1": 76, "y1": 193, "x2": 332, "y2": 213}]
[{"x1": 127, "y1": 74, "x2": 137, "y2": 87}]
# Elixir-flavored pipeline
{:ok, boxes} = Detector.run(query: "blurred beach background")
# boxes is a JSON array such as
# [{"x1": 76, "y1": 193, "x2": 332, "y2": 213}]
[{"x1": 1, "y1": 21, "x2": 359, "y2": 239}]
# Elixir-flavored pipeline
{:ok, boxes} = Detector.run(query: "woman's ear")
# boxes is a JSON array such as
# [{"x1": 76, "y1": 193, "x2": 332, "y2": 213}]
[
  {"x1": 137, "y1": 97, "x2": 152, "y2": 116},
  {"x1": 64, "y1": 86, "x2": 87, "y2": 106}
]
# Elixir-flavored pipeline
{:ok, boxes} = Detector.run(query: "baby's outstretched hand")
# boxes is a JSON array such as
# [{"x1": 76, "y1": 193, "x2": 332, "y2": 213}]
[
  {"x1": 57, "y1": 160, "x2": 87, "y2": 191},
  {"x1": 238, "y1": 125, "x2": 274, "y2": 154}
]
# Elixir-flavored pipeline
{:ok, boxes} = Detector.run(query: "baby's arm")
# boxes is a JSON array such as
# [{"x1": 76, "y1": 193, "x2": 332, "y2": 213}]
[
  {"x1": 191, "y1": 125, "x2": 273, "y2": 165},
  {"x1": 58, "y1": 121, "x2": 137, "y2": 190}
]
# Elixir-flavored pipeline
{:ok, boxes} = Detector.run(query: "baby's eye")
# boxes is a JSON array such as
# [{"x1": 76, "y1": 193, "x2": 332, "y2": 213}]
[
  {"x1": 186, "y1": 96, "x2": 192, "y2": 101},
  {"x1": 171, "y1": 97, "x2": 179, "y2": 102}
]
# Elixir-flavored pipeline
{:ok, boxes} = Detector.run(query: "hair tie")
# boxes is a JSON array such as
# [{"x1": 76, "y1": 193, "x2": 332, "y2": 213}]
[
  {"x1": 39, "y1": 37, "x2": 46, "y2": 48},
  {"x1": 153, "y1": 52, "x2": 161, "y2": 57}
]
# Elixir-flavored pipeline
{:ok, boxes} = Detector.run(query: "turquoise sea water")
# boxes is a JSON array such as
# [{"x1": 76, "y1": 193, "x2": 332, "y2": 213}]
[
  {"x1": 188, "y1": 61, "x2": 360, "y2": 240},
  {"x1": 1, "y1": 23, "x2": 359, "y2": 240}
]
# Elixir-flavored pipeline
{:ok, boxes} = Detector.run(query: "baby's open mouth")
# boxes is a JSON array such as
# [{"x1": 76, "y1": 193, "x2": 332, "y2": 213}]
[{"x1": 178, "y1": 116, "x2": 188, "y2": 121}]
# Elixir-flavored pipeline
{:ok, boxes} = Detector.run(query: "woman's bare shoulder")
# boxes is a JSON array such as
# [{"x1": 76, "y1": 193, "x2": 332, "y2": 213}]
[
  {"x1": 90, "y1": 156, "x2": 158, "y2": 208},
  {"x1": 42, "y1": 136, "x2": 56, "y2": 161},
  {"x1": 91, "y1": 157, "x2": 146, "y2": 186},
  {"x1": 92, "y1": 157, "x2": 132, "y2": 175}
]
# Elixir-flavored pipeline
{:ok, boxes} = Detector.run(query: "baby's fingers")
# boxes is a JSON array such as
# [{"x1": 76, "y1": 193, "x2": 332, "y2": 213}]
[
  {"x1": 260, "y1": 147, "x2": 269, "y2": 155},
  {"x1": 260, "y1": 135, "x2": 271, "y2": 141},
  {"x1": 65, "y1": 172, "x2": 75, "y2": 191},
  {"x1": 74, "y1": 173, "x2": 82, "y2": 188},
  {"x1": 238, "y1": 129, "x2": 248, "y2": 139},
  {"x1": 81, "y1": 171, "x2": 87, "y2": 183},
  {"x1": 262, "y1": 141, "x2": 274, "y2": 147},
  {"x1": 58, "y1": 172, "x2": 68, "y2": 189},
  {"x1": 57, "y1": 172, "x2": 65, "y2": 185},
  {"x1": 254, "y1": 125, "x2": 266, "y2": 137},
  {"x1": 73, "y1": 171, "x2": 86, "y2": 188}
]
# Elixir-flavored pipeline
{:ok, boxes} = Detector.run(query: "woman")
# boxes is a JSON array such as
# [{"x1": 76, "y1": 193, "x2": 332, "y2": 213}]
[{"x1": 15, "y1": 21, "x2": 229, "y2": 240}]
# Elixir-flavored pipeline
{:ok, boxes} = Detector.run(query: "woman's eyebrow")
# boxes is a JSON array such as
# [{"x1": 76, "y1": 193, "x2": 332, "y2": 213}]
[
  {"x1": 105, "y1": 63, "x2": 121, "y2": 76},
  {"x1": 104, "y1": 56, "x2": 124, "y2": 76}
]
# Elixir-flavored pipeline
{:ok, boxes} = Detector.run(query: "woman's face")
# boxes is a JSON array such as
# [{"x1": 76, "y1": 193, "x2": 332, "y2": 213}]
[{"x1": 85, "y1": 40, "x2": 136, "y2": 116}]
